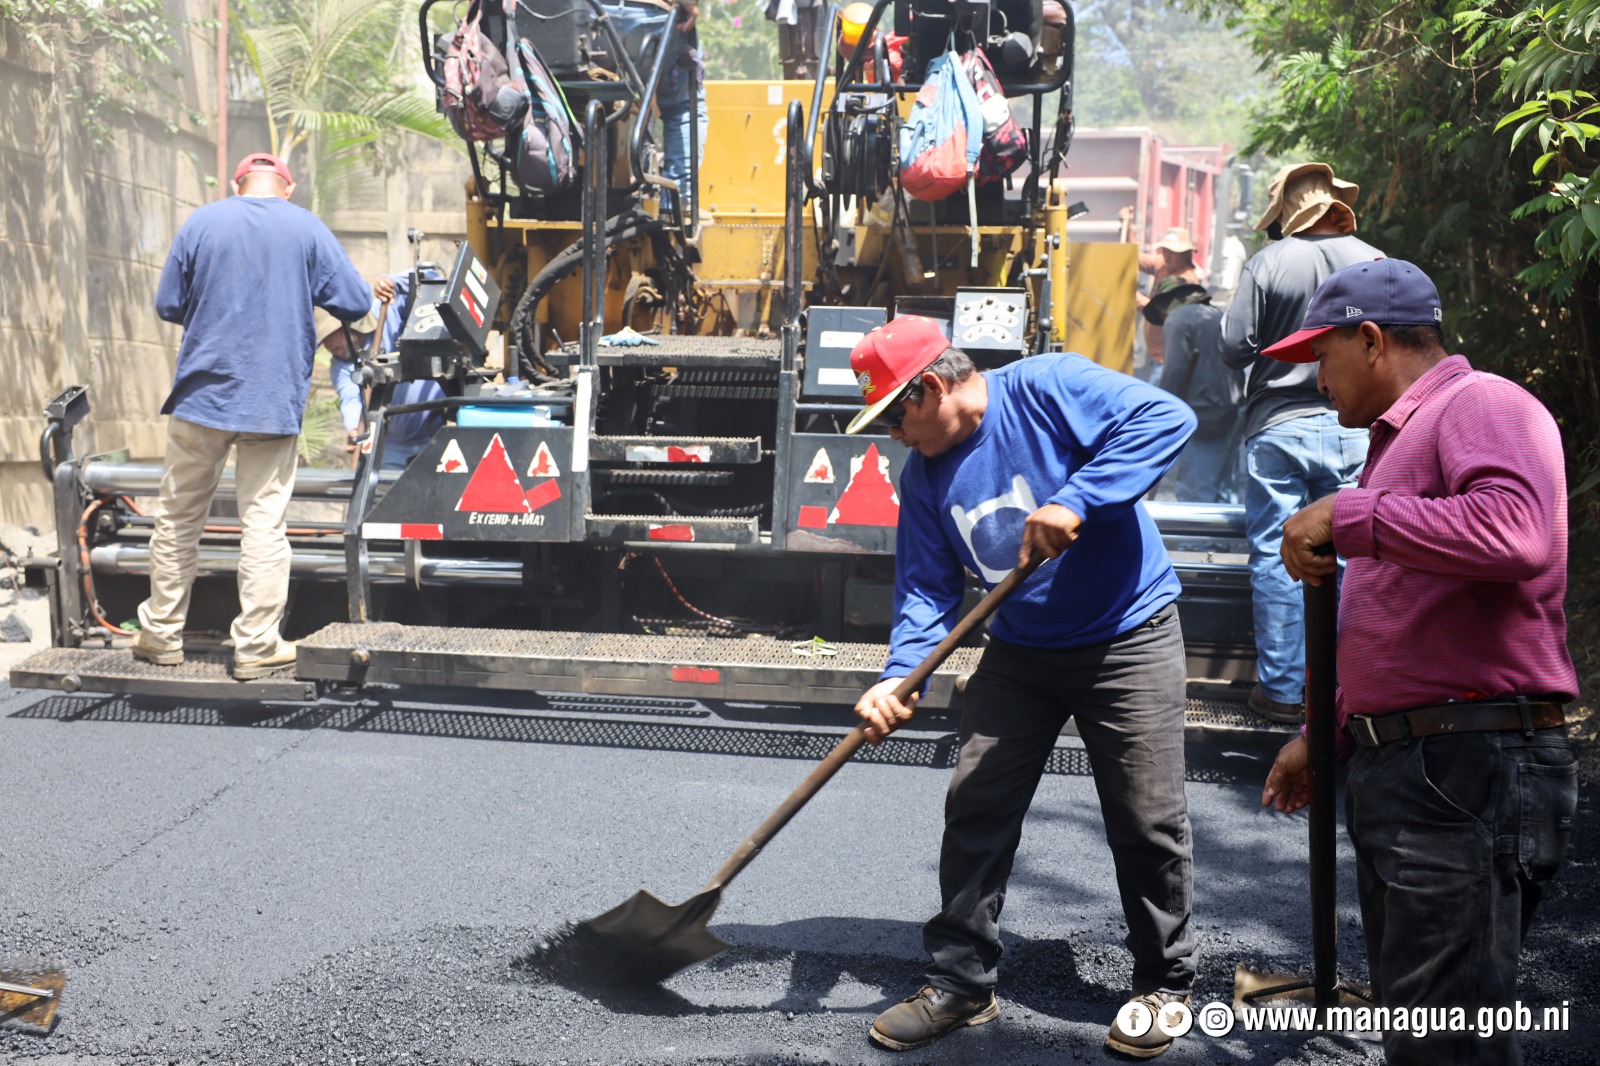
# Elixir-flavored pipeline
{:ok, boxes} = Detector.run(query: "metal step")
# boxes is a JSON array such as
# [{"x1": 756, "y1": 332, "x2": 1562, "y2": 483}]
[
  {"x1": 594, "y1": 468, "x2": 735, "y2": 487},
  {"x1": 297, "y1": 623, "x2": 977, "y2": 708},
  {"x1": 589, "y1": 434, "x2": 763, "y2": 464},
  {"x1": 552, "y1": 335, "x2": 782, "y2": 368},
  {"x1": 583, "y1": 512, "x2": 761, "y2": 544},
  {"x1": 6, "y1": 633, "x2": 1291, "y2": 747},
  {"x1": 9, "y1": 647, "x2": 318, "y2": 701}
]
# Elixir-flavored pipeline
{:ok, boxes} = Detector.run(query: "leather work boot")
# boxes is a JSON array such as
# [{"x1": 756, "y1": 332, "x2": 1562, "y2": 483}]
[
  {"x1": 868, "y1": 984, "x2": 999, "y2": 1051},
  {"x1": 129, "y1": 632, "x2": 183, "y2": 666},
  {"x1": 233, "y1": 642, "x2": 298, "y2": 680},
  {"x1": 1247, "y1": 683, "x2": 1304, "y2": 725},
  {"x1": 1106, "y1": 990, "x2": 1191, "y2": 1058}
]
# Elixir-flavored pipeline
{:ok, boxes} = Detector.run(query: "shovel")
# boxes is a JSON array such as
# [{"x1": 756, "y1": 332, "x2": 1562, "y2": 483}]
[
  {"x1": 0, "y1": 957, "x2": 66, "y2": 1035},
  {"x1": 562, "y1": 553, "x2": 1045, "y2": 986}
]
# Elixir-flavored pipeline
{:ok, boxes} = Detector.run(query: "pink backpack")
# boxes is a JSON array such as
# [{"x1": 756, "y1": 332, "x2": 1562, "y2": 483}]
[{"x1": 441, "y1": 3, "x2": 526, "y2": 142}]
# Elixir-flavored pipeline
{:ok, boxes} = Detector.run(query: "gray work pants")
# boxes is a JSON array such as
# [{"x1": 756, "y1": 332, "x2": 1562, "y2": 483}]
[{"x1": 924, "y1": 605, "x2": 1197, "y2": 998}]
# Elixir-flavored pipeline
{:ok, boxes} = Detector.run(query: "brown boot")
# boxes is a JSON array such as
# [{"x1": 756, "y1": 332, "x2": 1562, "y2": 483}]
[
  {"x1": 1247, "y1": 683, "x2": 1304, "y2": 725},
  {"x1": 868, "y1": 984, "x2": 999, "y2": 1051},
  {"x1": 1106, "y1": 991, "x2": 1190, "y2": 1058}
]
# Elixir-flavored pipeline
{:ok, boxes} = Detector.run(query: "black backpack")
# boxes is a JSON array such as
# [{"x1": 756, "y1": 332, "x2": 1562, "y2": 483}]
[{"x1": 510, "y1": 37, "x2": 578, "y2": 194}]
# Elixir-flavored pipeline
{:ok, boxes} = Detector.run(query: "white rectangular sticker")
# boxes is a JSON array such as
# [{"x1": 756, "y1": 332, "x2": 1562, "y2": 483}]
[
  {"x1": 817, "y1": 367, "x2": 859, "y2": 386},
  {"x1": 819, "y1": 330, "x2": 865, "y2": 350},
  {"x1": 768, "y1": 84, "x2": 783, "y2": 106}
]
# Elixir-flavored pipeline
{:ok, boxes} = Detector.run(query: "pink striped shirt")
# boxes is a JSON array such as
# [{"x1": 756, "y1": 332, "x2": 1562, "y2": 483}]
[{"x1": 1331, "y1": 354, "x2": 1577, "y2": 722}]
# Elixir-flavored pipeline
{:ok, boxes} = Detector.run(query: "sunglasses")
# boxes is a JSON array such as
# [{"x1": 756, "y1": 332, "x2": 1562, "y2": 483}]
[{"x1": 878, "y1": 389, "x2": 920, "y2": 430}]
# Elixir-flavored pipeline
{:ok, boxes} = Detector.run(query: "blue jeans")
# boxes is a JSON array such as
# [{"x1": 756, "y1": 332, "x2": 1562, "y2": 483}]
[
  {"x1": 659, "y1": 88, "x2": 708, "y2": 216},
  {"x1": 1174, "y1": 429, "x2": 1242, "y2": 504},
  {"x1": 1244, "y1": 410, "x2": 1367, "y2": 703},
  {"x1": 1346, "y1": 727, "x2": 1577, "y2": 1064}
]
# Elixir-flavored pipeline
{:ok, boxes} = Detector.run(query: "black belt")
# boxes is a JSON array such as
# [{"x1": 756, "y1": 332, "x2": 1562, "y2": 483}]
[{"x1": 1347, "y1": 697, "x2": 1566, "y2": 748}]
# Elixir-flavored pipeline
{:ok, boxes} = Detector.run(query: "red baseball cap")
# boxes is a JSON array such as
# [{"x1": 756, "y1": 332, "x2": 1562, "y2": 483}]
[
  {"x1": 233, "y1": 152, "x2": 294, "y2": 185},
  {"x1": 845, "y1": 315, "x2": 950, "y2": 434}
]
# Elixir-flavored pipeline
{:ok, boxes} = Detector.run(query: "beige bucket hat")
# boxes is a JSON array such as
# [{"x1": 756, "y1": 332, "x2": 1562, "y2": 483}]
[
  {"x1": 1255, "y1": 163, "x2": 1360, "y2": 236},
  {"x1": 1153, "y1": 227, "x2": 1197, "y2": 254}
]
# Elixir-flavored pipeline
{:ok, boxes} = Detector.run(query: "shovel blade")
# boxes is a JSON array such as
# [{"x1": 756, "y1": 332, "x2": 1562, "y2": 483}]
[
  {"x1": 580, "y1": 887, "x2": 731, "y2": 983},
  {"x1": 0, "y1": 957, "x2": 66, "y2": 1036}
]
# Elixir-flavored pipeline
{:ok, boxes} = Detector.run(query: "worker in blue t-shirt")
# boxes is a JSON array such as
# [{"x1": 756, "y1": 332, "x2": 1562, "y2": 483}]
[
  {"x1": 844, "y1": 317, "x2": 1200, "y2": 1059},
  {"x1": 321, "y1": 269, "x2": 446, "y2": 470},
  {"x1": 132, "y1": 152, "x2": 392, "y2": 681}
]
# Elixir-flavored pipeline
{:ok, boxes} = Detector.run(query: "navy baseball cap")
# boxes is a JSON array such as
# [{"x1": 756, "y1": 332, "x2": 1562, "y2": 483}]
[{"x1": 1264, "y1": 258, "x2": 1442, "y2": 363}]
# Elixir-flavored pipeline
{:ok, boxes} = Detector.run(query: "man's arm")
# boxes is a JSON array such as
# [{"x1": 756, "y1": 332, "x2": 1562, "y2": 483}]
[
  {"x1": 154, "y1": 229, "x2": 192, "y2": 325},
  {"x1": 1040, "y1": 359, "x2": 1198, "y2": 525},
  {"x1": 329, "y1": 356, "x2": 364, "y2": 434},
  {"x1": 880, "y1": 466, "x2": 966, "y2": 681},
  {"x1": 312, "y1": 227, "x2": 377, "y2": 323},
  {"x1": 1332, "y1": 381, "x2": 1562, "y2": 580},
  {"x1": 855, "y1": 463, "x2": 962, "y2": 744},
  {"x1": 1218, "y1": 264, "x2": 1262, "y2": 370}
]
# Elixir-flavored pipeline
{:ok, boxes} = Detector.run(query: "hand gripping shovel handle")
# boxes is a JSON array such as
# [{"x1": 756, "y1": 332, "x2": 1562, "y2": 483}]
[{"x1": 703, "y1": 551, "x2": 1046, "y2": 894}]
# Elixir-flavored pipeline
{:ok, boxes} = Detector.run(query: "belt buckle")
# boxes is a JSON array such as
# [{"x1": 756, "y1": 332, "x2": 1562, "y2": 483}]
[{"x1": 1348, "y1": 715, "x2": 1382, "y2": 747}]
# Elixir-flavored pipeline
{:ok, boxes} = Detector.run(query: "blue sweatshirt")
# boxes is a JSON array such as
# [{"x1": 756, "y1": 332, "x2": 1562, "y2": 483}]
[
  {"x1": 883, "y1": 354, "x2": 1196, "y2": 681},
  {"x1": 329, "y1": 271, "x2": 445, "y2": 447},
  {"x1": 156, "y1": 195, "x2": 372, "y2": 435}
]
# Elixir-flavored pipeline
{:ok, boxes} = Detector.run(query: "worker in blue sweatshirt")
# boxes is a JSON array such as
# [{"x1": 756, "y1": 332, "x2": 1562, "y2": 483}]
[{"x1": 845, "y1": 316, "x2": 1199, "y2": 1060}]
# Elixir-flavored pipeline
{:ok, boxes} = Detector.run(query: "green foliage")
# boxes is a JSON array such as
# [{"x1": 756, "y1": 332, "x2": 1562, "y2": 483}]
[
  {"x1": 1219, "y1": 0, "x2": 1600, "y2": 669},
  {"x1": 1218, "y1": 0, "x2": 1599, "y2": 474},
  {"x1": 696, "y1": 0, "x2": 780, "y2": 80},
  {"x1": 1465, "y1": 2, "x2": 1600, "y2": 302},
  {"x1": 0, "y1": 0, "x2": 183, "y2": 144},
  {"x1": 233, "y1": 0, "x2": 456, "y2": 211}
]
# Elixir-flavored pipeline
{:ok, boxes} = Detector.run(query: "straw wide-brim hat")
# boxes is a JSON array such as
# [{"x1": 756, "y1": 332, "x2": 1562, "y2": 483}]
[
  {"x1": 1255, "y1": 163, "x2": 1359, "y2": 235},
  {"x1": 314, "y1": 300, "x2": 382, "y2": 352},
  {"x1": 1153, "y1": 227, "x2": 1197, "y2": 254}
]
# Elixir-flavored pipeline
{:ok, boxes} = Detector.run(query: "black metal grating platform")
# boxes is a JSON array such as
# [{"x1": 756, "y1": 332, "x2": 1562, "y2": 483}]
[
  {"x1": 297, "y1": 623, "x2": 977, "y2": 708},
  {"x1": 9, "y1": 647, "x2": 318, "y2": 701}
]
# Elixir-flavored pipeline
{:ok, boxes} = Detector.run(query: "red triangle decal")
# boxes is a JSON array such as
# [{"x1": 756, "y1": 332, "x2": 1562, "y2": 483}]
[
  {"x1": 456, "y1": 434, "x2": 532, "y2": 513},
  {"x1": 831, "y1": 443, "x2": 900, "y2": 527}
]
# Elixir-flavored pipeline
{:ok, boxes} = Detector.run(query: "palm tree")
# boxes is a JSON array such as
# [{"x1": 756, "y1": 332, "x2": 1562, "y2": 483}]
[{"x1": 235, "y1": 0, "x2": 456, "y2": 211}]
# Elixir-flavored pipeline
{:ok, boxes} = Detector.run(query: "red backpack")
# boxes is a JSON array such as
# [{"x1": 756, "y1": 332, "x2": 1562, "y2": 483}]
[
  {"x1": 959, "y1": 50, "x2": 1028, "y2": 185},
  {"x1": 898, "y1": 51, "x2": 985, "y2": 202}
]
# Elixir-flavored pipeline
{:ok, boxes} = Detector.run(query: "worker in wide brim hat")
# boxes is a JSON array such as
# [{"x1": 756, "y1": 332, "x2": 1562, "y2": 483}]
[
  {"x1": 843, "y1": 314, "x2": 1204, "y2": 1059},
  {"x1": 1218, "y1": 159, "x2": 1381, "y2": 724},
  {"x1": 1255, "y1": 162, "x2": 1360, "y2": 239},
  {"x1": 1138, "y1": 226, "x2": 1203, "y2": 379}
]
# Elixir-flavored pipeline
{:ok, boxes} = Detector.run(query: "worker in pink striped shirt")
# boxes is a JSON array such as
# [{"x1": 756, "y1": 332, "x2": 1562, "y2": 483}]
[{"x1": 1259, "y1": 258, "x2": 1578, "y2": 1065}]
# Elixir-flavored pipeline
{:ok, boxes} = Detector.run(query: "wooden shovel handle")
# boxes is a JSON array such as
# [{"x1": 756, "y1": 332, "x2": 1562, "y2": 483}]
[{"x1": 704, "y1": 552, "x2": 1045, "y2": 893}]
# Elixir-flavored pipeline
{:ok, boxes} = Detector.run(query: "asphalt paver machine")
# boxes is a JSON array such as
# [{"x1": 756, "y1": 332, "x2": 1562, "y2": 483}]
[{"x1": 14, "y1": 0, "x2": 1265, "y2": 740}]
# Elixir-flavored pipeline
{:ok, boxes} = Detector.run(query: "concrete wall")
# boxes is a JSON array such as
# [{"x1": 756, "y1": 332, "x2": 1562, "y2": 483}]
[{"x1": 1, "y1": 8, "x2": 471, "y2": 542}]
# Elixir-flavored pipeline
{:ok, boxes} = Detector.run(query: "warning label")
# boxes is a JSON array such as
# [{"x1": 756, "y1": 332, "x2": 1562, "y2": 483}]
[
  {"x1": 457, "y1": 435, "x2": 532, "y2": 514},
  {"x1": 830, "y1": 443, "x2": 900, "y2": 527},
  {"x1": 437, "y1": 439, "x2": 469, "y2": 474}
]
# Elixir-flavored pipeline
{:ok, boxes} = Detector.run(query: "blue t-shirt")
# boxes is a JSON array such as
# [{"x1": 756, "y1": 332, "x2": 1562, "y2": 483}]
[
  {"x1": 155, "y1": 195, "x2": 372, "y2": 435},
  {"x1": 883, "y1": 354, "x2": 1197, "y2": 680}
]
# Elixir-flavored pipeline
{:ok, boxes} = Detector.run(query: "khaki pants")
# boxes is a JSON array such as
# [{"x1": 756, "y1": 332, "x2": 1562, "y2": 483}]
[{"x1": 135, "y1": 417, "x2": 299, "y2": 662}]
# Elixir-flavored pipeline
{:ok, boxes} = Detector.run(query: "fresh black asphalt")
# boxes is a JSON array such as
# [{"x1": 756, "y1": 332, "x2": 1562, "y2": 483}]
[{"x1": 1, "y1": 682, "x2": 1595, "y2": 1064}]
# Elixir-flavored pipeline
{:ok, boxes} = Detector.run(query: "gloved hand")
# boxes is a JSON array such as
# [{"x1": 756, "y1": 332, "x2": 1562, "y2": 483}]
[{"x1": 598, "y1": 326, "x2": 661, "y2": 347}]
